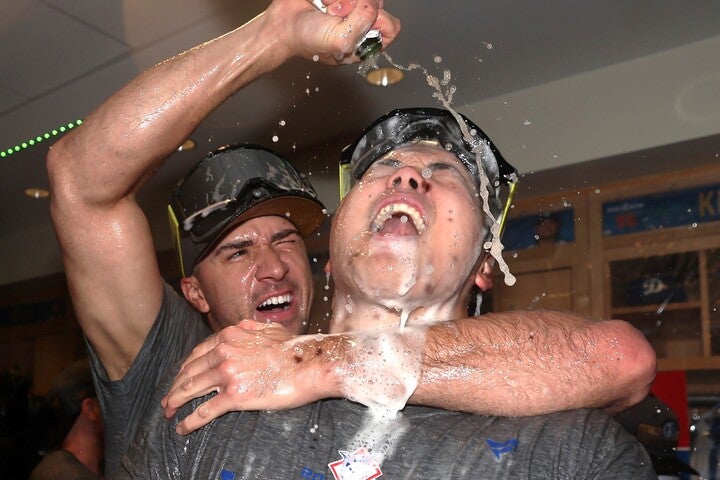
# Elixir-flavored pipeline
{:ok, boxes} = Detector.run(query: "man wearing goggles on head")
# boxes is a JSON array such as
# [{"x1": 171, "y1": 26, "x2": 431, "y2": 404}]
[{"x1": 47, "y1": 0, "x2": 654, "y2": 477}]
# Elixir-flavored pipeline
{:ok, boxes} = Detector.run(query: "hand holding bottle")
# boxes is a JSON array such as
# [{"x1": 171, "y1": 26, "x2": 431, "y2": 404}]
[{"x1": 266, "y1": 0, "x2": 400, "y2": 65}]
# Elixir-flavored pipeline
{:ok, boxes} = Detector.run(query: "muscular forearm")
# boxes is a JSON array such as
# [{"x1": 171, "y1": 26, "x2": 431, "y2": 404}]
[
  {"x1": 310, "y1": 310, "x2": 655, "y2": 416},
  {"x1": 409, "y1": 310, "x2": 656, "y2": 415}
]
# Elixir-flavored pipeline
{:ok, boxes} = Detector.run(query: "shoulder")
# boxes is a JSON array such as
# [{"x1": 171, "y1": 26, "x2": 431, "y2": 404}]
[{"x1": 30, "y1": 450, "x2": 96, "y2": 480}]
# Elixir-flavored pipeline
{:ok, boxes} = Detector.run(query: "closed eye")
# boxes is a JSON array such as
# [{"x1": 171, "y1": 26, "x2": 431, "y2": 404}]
[
  {"x1": 272, "y1": 228, "x2": 301, "y2": 245},
  {"x1": 428, "y1": 161, "x2": 459, "y2": 173},
  {"x1": 375, "y1": 158, "x2": 402, "y2": 168}
]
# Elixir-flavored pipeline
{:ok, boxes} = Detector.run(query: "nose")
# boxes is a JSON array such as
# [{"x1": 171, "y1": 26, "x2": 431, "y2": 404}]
[
  {"x1": 387, "y1": 166, "x2": 428, "y2": 193},
  {"x1": 254, "y1": 245, "x2": 289, "y2": 281}
]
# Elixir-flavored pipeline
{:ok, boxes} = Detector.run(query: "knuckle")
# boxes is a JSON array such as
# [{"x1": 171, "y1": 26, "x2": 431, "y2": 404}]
[
  {"x1": 214, "y1": 342, "x2": 233, "y2": 359},
  {"x1": 197, "y1": 403, "x2": 213, "y2": 419},
  {"x1": 180, "y1": 377, "x2": 194, "y2": 391},
  {"x1": 218, "y1": 359, "x2": 238, "y2": 376},
  {"x1": 218, "y1": 327, "x2": 234, "y2": 342}
]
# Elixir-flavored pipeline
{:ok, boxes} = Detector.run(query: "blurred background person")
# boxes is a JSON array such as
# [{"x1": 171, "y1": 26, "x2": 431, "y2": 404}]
[{"x1": 29, "y1": 359, "x2": 104, "y2": 480}]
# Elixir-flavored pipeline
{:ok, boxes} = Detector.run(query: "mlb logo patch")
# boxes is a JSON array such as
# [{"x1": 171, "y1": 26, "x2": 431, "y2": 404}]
[{"x1": 328, "y1": 447, "x2": 383, "y2": 480}]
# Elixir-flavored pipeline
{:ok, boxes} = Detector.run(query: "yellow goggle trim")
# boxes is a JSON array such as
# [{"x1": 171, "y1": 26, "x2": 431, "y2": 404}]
[
  {"x1": 498, "y1": 180, "x2": 518, "y2": 239},
  {"x1": 339, "y1": 162, "x2": 353, "y2": 200},
  {"x1": 167, "y1": 204, "x2": 187, "y2": 278}
]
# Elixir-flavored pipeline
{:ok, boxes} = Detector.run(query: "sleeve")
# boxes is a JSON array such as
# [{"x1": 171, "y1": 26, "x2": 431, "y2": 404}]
[{"x1": 86, "y1": 281, "x2": 210, "y2": 476}]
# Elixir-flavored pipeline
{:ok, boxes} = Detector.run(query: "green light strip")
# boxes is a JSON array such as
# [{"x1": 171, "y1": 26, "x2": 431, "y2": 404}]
[{"x1": 1, "y1": 120, "x2": 83, "y2": 158}]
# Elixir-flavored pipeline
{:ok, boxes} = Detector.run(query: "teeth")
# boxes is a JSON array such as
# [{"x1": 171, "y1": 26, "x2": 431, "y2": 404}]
[
  {"x1": 371, "y1": 203, "x2": 427, "y2": 234},
  {"x1": 259, "y1": 293, "x2": 292, "y2": 308}
]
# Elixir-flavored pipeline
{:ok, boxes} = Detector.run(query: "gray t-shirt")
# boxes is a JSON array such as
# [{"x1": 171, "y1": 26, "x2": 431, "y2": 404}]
[
  {"x1": 118, "y1": 385, "x2": 655, "y2": 479},
  {"x1": 29, "y1": 450, "x2": 98, "y2": 480},
  {"x1": 87, "y1": 282, "x2": 210, "y2": 477}
]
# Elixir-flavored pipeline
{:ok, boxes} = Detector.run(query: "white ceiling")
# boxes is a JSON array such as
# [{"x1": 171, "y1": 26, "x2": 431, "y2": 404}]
[{"x1": 1, "y1": 0, "x2": 719, "y2": 286}]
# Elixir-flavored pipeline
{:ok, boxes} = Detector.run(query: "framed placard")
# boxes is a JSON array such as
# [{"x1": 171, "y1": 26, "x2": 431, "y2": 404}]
[{"x1": 603, "y1": 183, "x2": 720, "y2": 236}]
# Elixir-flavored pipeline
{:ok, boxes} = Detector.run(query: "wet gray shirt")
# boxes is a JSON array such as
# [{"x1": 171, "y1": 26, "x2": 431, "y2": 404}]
[
  {"x1": 118, "y1": 385, "x2": 655, "y2": 479},
  {"x1": 87, "y1": 283, "x2": 210, "y2": 477}
]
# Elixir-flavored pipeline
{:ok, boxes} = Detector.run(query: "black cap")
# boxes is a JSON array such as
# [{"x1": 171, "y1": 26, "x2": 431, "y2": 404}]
[
  {"x1": 168, "y1": 144, "x2": 326, "y2": 277},
  {"x1": 615, "y1": 395, "x2": 699, "y2": 476}
]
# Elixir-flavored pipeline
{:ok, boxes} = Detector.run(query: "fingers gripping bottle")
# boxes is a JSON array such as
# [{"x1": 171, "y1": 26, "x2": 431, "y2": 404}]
[{"x1": 310, "y1": 0, "x2": 383, "y2": 61}]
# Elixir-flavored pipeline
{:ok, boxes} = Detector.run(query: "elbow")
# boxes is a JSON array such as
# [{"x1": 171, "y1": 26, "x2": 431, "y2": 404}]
[
  {"x1": 46, "y1": 135, "x2": 70, "y2": 182},
  {"x1": 46, "y1": 139, "x2": 70, "y2": 204},
  {"x1": 607, "y1": 320, "x2": 657, "y2": 410},
  {"x1": 46, "y1": 136, "x2": 85, "y2": 216}
]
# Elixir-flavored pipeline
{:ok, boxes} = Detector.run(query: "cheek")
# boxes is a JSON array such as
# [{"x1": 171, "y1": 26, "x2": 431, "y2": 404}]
[
  {"x1": 331, "y1": 196, "x2": 367, "y2": 249},
  {"x1": 223, "y1": 280, "x2": 248, "y2": 303},
  {"x1": 290, "y1": 255, "x2": 313, "y2": 282},
  {"x1": 435, "y1": 200, "x2": 483, "y2": 255},
  {"x1": 221, "y1": 269, "x2": 254, "y2": 300}
]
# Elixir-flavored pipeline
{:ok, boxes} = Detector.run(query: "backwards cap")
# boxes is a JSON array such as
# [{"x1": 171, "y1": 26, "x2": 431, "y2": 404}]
[
  {"x1": 615, "y1": 395, "x2": 699, "y2": 477},
  {"x1": 169, "y1": 144, "x2": 326, "y2": 277},
  {"x1": 339, "y1": 107, "x2": 518, "y2": 240}
]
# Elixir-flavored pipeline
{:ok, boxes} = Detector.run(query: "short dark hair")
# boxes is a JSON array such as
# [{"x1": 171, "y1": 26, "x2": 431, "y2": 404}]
[{"x1": 47, "y1": 359, "x2": 95, "y2": 422}]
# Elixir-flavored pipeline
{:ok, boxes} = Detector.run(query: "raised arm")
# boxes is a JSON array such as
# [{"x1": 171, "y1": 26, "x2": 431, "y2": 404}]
[
  {"x1": 163, "y1": 310, "x2": 655, "y2": 434},
  {"x1": 47, "y1": 0, "x2": 397, "y2": 380}
]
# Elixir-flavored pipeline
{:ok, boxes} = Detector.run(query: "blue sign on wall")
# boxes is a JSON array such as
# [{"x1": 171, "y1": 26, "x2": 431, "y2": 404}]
[{"x1": 603, "y1": 184, "x2": 720, "y2": 236}]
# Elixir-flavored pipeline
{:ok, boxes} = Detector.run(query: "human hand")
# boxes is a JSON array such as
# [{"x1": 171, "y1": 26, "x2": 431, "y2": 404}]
[
  {"x1": 266, "y1": 0, "x2": 401, "y2": 64},
  {"x1": 161, "y1": 320, "x2": 343, "y2": 435}
]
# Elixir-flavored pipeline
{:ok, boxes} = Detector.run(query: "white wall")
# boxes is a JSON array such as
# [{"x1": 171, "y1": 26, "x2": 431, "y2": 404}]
[{"x1": 462, "y1": 35, "x2": 720, "y2": 174}]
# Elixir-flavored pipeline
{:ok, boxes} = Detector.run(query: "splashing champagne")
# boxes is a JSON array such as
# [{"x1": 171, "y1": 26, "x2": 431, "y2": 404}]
[{"x1": 382, "y1": 52, "x2": 517, "y2": 287}]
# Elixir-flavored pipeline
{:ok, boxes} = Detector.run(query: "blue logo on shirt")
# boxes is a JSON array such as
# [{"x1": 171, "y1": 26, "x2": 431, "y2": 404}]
[
  {"x1": 486, "y1": 438, "x2": 518, "y2": 459},
  {"x1": 300, "y1": 466, "x2": 326, "y2": 480},
  {"x1": 220, "y1": 469, "x2": 236, "y2": 480}
]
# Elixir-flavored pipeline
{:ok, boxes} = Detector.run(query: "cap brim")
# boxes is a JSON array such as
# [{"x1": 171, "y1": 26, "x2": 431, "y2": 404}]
[
  {"x1": 228, "y1": 195, "x2": 326, "y2": 238},
  {"x1": 194, "y1": 195, "x2": 326, "y2": 265}
]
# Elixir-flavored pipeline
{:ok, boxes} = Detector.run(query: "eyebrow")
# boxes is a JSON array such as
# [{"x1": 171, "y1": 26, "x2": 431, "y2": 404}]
[
  {"x1": 213, "y1": 227, "x2": 301, "y2": 256},
  {"x1": 271, "y1": 228, "x2": 301, "y2": 242}
]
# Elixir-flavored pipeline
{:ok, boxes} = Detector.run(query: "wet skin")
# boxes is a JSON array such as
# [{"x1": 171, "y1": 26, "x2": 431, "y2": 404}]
[{"x1": 182, "y1": 216, "x2": 314, "y2": 335}]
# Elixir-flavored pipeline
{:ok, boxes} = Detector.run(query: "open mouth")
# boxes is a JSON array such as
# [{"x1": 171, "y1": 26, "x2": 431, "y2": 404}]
[
  {"x1": 371, "y1": 202, "x2": 427, "y2": 235},
  {"x1": 256, "y1": 293, "x2": 293, "y2": 312}
]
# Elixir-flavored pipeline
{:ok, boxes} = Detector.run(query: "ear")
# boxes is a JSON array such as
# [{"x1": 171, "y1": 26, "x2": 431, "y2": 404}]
[
  {"x1": 324, "y1": 259, "x2": 332, "y2": 275},
  {"x1": 181, "y1": 276, "x2": 210, "y2": 313},
  {"x1": 81, "y1": 397, "x2": 101, "y2": 421},
  {"x1": 474, "y1": 256, "x2": 494, "y2": 292}
]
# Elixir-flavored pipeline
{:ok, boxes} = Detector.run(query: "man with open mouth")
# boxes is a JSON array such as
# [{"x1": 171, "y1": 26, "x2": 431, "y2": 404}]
[{"x1": 46, "y1": 0, "x2": 655, "y2": 478}]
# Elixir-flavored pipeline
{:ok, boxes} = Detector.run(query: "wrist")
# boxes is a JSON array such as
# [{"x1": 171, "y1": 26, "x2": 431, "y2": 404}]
[
  {"x1": 282, "y1": 333, "x2": 351, "y2": 400},
  {"x1": 260, "y1": 2, "x2": 311, "y2": 63},
  {"x1": 334, "y1": 327, "x2": 426, "y2": 416}
]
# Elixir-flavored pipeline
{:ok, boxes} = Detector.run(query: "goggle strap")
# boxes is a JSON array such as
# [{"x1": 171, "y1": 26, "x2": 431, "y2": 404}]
[{"x1": 168, "y1": 205, "x2": 187, "y2": 278}]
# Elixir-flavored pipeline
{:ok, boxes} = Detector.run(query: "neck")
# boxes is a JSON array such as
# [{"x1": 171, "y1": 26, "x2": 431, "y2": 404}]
[
  {"x1": 328, "y1": 286, "x2": 467, "y2": 333},
  {"x1": 61, "y1": 415, "x2": 103, "y2": 475}
]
